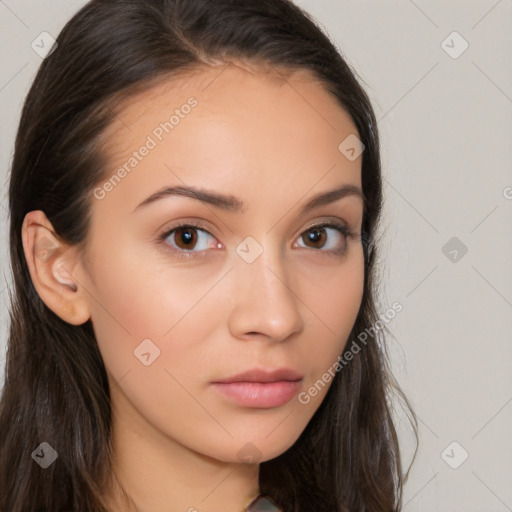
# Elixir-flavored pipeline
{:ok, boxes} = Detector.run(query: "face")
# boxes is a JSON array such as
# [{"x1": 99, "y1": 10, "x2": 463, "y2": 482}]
[{"x1": 76, "y1": 63, "x2": 365, "y2": 463}]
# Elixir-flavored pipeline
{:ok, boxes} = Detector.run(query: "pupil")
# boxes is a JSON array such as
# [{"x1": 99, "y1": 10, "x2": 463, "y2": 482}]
[
  {"x1": 179, "y1": 228, "x2": 195, "y2": 247},
  {"x1": 307, "y1": 228, "x2": 325, "y2": 247}
]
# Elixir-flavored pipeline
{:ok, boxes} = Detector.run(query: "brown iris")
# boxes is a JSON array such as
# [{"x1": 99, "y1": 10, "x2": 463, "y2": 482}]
[
  {"x1": 302, "y1": 227, "x2": 327, "y2": 249},
  {"x1": 173, "y1": 227, "x2": 198, "y2": 250}
]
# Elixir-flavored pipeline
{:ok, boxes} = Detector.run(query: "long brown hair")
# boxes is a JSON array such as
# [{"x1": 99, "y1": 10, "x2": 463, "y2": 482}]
[{"x1": 0, "y1": 0, "x2": 418, "y2": 510}]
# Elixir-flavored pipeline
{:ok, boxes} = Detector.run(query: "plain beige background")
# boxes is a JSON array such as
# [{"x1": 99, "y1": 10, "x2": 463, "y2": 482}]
[{"x1": 1, "y1": 1, "x2": 511, "y2": 510}]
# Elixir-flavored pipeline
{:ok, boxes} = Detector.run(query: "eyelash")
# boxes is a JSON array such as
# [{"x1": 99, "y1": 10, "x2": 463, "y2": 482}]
[{"x1": 157, "y1": 221, "x2": 357, "y2": 261}]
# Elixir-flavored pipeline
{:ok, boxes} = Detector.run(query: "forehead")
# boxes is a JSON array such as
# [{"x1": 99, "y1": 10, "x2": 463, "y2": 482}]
[
  {"x1": 100, "y1": 62, "x2": 358, "y2": 157},
  {"x1": 92, "y1": 63, "x2": 362, "y2": 218}
]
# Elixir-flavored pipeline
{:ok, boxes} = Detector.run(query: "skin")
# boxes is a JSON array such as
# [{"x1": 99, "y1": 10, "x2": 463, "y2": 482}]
[{"x1": 22, "y1": 62, "x2": 365, "y2": 512}]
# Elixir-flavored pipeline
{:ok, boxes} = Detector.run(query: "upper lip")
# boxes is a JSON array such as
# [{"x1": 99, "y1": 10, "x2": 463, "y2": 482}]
[{"x1": 212, "y1": 368, "x2": 303, "y2": 383}]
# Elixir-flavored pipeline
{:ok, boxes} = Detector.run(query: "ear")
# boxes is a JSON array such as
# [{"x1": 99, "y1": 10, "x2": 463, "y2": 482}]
[{"x1": 21, "y1": 210, "x2": 91, "y2": 325}]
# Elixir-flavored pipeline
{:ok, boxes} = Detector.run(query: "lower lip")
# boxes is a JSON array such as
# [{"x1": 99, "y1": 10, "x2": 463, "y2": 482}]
[{"x1": 210, "y1": 380, "x2": 301, "y2": 408}]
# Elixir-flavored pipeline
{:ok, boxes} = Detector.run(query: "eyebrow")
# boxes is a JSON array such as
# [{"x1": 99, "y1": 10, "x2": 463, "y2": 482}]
[{"x1": 131, "y1": 184, "x2": 364, "y2": 215}]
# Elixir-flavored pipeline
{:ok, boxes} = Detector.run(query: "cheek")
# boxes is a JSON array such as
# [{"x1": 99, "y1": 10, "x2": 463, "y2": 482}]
[
  {"x1": 89, "y1": 241, "x2": 364, "y2": 388},
  {"x1": 296, "y1": 252, "x2": 364, "y2": 397},
  {"x1": 87, "y1": 256, "x2": 221, "y2": 376},
  {"x1": 82, "y1": 235, "x2": 365, "y2": 463},
  {"x1": 303, "y1": 248, "x2": 364, "y2": 333},
  {"x1": 85, "y1": 253, "x2": 234, "y2": 449}
]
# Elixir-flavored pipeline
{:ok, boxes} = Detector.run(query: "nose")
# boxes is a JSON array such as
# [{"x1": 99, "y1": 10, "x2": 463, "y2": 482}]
[{"x1": 227, "y1": 242, "x2": 304, "y2": 343}]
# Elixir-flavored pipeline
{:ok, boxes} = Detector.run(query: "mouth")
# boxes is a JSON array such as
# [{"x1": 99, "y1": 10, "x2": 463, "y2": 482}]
[{"x1": 210, "y1": 367, "x2": 303, "y2": 408}]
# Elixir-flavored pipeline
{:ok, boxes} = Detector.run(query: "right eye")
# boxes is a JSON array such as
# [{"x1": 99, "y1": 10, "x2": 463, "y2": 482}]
[{"x1": 159, "y1": 223, "x2": 221, "y2": 259}]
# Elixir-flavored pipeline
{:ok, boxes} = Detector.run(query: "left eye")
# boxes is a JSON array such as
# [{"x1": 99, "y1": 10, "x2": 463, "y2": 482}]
[{"x1": 295, "y1": 223, "x2": 349, "y2": 251}]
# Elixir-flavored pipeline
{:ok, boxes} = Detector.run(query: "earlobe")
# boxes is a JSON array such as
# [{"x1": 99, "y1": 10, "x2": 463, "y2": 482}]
[{"x1": 21, "y1": 210, "x2": 91, "y2": 325}]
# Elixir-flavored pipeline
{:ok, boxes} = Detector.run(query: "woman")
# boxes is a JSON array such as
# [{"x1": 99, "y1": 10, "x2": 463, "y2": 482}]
[{"x1": 0, "y1": 0, "x2": 418, "y2": 510}]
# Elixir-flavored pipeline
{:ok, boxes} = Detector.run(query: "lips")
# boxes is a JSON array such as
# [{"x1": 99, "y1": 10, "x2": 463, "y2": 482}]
[
  {"x1": 210, "y1": 368, "x2": 303, "y2": 408},
  {"x1": 211, "y1": 367, "x2": 303, "y2": 384}
]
